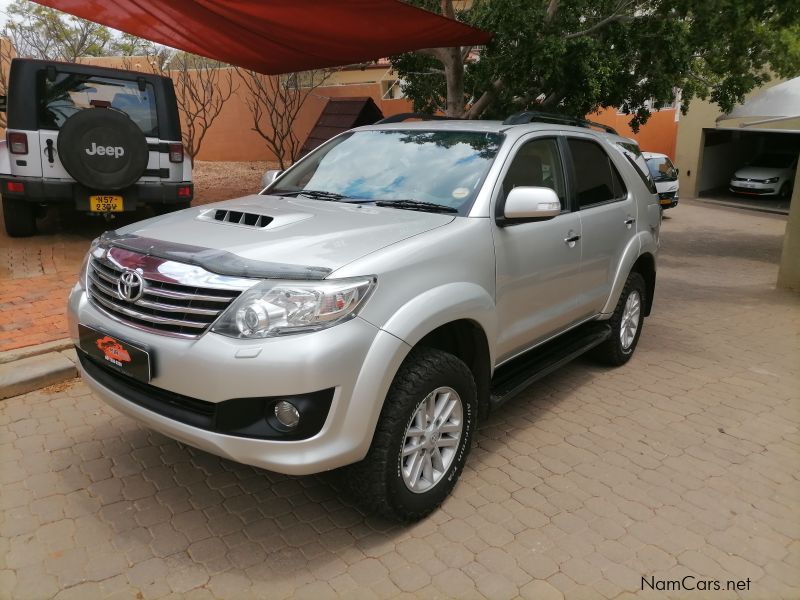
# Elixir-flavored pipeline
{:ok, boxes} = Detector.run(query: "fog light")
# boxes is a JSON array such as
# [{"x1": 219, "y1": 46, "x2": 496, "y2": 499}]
[{"x1": 274, "y1": 401, "x2": 300, "y2": 429}]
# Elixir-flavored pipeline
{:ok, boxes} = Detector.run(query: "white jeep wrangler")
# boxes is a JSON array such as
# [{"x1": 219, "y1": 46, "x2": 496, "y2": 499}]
[{"x1": 0, "y1": 58, "x2": 192, "y2": 237}]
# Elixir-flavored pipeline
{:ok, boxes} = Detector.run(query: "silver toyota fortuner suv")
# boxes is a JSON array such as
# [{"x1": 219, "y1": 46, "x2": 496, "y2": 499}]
[{"x1": 68, "y1": 112, "x2": 661, "y2": 521}]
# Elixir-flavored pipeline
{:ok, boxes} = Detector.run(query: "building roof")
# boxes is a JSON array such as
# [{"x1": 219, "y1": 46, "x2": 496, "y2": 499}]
[{"x1": 300, "y1": 97, "x2": 384, "y2": 156}]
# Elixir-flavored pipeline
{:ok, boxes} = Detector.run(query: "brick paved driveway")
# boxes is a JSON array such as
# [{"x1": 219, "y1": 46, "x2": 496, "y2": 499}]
[
  {"x1": 0, "y1": 162, "x2": 264, "y2": 352},
  {"x1": 1, "y1": 201, "x2": 798, "y2": 599}
]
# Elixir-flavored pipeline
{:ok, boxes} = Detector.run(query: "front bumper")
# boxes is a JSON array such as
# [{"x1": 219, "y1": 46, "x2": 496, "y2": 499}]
[
  {"x1": 68, "y1": 285, "x2": 410, "y2": 475},
  {"x1": 658, "y1": 191, "x2": 679, "y2": 209},
  {"x1": 0, "y1": 176, "x2": 193, "y2": 208},
  {"x1": 729, "y1": 182, "x2": 777, "y2": 196}
]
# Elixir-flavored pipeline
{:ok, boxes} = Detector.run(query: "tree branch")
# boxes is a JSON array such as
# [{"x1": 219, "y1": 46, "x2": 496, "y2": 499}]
[{"x1": 564, "y1": 1, "x2": 636, "y2": 39}]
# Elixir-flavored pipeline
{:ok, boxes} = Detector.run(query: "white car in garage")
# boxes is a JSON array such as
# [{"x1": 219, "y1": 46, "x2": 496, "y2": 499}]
[
  {"x1": 643, "y1": 152, "x2": 679, "y2": 209},
  {"x1": 729, "y1": 153, "x2": 797, "y2": 199}
]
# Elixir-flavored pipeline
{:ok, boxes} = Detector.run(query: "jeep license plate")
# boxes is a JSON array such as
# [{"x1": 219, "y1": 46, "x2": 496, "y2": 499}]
[
  {"x1": 78, "y1": 324, "x2": 151, "y2": 381},
  {"x1": 90, "y1": 195, "x2": 124, "y2": 212}
]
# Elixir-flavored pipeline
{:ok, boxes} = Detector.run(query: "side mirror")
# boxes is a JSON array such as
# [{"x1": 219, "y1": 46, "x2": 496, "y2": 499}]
[
  {"x1": 261, "y1": 169, "x2": 283, "y2": 188},
  {"x1": 503, "y1": 186, "x2": 561, "y2": 221}
]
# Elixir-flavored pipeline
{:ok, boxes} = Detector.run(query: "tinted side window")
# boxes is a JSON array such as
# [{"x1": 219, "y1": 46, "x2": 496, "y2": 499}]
[
  {"x1": 568, "y1": 138, "x2": 627, "y2": 208},
  {"x1": 502, "y1": 137, "x2": 566, "y2": 204}
]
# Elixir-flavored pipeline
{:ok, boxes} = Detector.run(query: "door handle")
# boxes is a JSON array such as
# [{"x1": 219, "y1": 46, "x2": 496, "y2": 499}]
[
  {"x1": 624, "y1": 217, "x2": 636, "y2": 227},
  {"x1": 44, "y1": 139, "x2": 56, "y2": 164},
  {"x1": 564, "y1": 234, "x2": 581, "y2": 244}
]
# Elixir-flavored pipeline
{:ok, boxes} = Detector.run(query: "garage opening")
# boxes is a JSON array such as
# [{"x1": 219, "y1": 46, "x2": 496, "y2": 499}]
[{"x1": 697, "y1": 127, "x2": 799, "y2": 213}]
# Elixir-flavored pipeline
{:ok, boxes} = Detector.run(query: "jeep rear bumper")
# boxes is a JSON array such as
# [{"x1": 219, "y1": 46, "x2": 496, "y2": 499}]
[{"x1": 0, "y1": 177, "x2": 193, "y2": 208}]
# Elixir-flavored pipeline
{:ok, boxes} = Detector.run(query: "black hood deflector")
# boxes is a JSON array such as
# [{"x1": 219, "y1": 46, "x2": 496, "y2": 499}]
[{"x1": 101, "y1": 231, "x2": 332, "y2": 280}]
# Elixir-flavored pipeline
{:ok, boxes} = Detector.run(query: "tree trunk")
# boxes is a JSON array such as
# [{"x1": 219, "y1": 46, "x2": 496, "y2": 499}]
[{"x1": 443, "y1": 47, "x2": 465, "y2": 117}]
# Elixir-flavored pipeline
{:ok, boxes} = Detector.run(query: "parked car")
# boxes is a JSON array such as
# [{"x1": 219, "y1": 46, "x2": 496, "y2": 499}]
[
  {"x1": 0, "y1": 58, "x2": 193, "y2": 237},
  {"x1": 68, "y1": 113, "x2": 660, "y2": 521},
  {"x1": 729, "y1": 152, "x2": 797, "y2": 199},
  {"x1": 642, "y1": 152, "x2": 679, "y2": 209}
]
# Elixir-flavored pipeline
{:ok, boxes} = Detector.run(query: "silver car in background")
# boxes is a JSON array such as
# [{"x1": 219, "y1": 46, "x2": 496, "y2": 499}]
[{"x1": 68, "y1": 113, "x2": 660, "y2": 521}]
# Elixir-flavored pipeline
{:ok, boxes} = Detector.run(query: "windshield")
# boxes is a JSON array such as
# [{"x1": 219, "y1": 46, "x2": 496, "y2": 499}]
[
  {"x1": 749, "y1": 153, "x2": 795, "y2": 169},
  {"x1": 645, "y1": 156, "x2": 677, "y2": 181},
  {"x1": 39, "y1": 72, "x2": 158, "y2": 137},
  {"x1": 268, "y1": 129, "x2": 505, "y2": 214}
]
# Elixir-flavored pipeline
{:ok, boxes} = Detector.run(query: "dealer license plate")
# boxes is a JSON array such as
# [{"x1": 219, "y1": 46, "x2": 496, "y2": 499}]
[
  {"x1": 89, "y1": 195, "x2": 124, "y2": 212},
  {"x1": 78, "y1": 324, "x2": 151, "y2": 381}
]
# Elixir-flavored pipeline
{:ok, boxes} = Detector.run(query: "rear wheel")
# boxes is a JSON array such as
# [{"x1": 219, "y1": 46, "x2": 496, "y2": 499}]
[
  {"x1": 2, "y1": 197, "x2": 37, "y2": 237},
  {"x1": 345, "y1": 347, "x2": 477, "y2": 521},
  {"x1": 592, "y1": 271, "x2": 646, "y2": 366}
]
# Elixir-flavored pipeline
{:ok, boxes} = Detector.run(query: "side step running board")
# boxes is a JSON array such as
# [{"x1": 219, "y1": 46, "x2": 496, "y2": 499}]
[{"x1": 489, "y1": 322, "x2": 611, "y2": 408}]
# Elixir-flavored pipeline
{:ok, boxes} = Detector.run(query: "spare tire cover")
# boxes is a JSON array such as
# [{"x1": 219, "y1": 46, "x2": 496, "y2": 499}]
[{"x1": 57, "y1": 108, "x2": 149, "y2": 191}]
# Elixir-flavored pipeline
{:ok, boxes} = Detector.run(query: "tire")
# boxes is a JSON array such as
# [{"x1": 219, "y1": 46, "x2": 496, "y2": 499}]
[
  {"x1": 2, "y1": 197, "x2": 37, "y2": 237},
  {"x1": 779, "y1": 182, "x2": 792, "y2": 200},
  {"x1": 592, "y1": 271, "x2": 646, "y2": 366},
  {"x1": 345, "y1": 347, "x2": 477, "y2": 522},
  {"x1": 57, "y1": 108, "x2": 149, "y2": 190}
]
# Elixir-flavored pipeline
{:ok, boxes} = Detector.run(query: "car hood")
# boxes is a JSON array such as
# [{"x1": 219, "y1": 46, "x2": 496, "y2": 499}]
[
  {"x1": 654, "y1": 179, "x2": 678, "y2": 194},
  {"x1": 110, "y1": 194, "x2": 455, "y2": 278},
  {"x1": 733, "y1": 166, "x2": 787, "y2": 180}
]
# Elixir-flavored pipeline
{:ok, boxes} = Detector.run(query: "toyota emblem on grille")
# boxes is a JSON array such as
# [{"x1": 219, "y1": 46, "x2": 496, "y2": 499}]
[{"x1": 118, "y1": 270, "x2": 144, "y2": 302}]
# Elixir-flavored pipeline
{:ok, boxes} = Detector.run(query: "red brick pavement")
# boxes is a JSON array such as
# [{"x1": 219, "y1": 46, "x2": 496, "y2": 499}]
[{"x1": 0, "y1": 161, "x2": 266, "y2": 352}]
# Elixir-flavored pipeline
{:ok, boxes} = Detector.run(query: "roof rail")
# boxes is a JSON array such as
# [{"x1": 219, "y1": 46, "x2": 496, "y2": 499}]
[
  {"x1": 503, "y1": 111, "x2": 618, "y2": 135},
  {"x1": 374, "y1": 112, "x2": 461, "y2": 124}
]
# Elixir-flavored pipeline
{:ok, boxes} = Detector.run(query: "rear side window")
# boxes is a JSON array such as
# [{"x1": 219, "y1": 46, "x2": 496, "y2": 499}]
[
  {"x1": 567, "y1": 138, "x2": 627, "y2": 208},
  {"x1": 38, "y1": 72, "x2": 158, "y2": 137}
]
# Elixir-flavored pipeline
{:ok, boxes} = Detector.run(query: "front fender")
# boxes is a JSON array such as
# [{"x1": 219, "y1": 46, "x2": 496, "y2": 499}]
[{"x1": 378, "y1": 282, "x2": 497, "y2": 366}]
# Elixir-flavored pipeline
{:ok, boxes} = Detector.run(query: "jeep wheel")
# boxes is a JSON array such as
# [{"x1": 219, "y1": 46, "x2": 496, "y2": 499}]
[
  {"x1": 592, "y1": 271, "x2": 646, "y2": 366},
  {"x1": 346, "y1": 347, "x2": 476, "y2": 521},
  {"x1": 57, "y1": 108, "x2": 149, "y2": 190},
  {"x1": 2, "y1": 197, "x2": 37, "y2": 237}
]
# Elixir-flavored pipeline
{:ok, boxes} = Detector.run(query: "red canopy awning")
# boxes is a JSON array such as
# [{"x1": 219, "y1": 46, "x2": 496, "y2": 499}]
[{"x1": 34, "y1": 0, "x2": 492, "y2": 74}]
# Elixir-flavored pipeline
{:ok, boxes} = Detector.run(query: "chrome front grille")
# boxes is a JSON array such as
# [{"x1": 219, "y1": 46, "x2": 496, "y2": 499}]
[{"x1": 87, "y1": 257, "x2": 242, "y2": 336}]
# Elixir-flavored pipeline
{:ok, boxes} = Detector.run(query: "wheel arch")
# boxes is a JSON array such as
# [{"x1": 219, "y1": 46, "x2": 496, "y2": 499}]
[
  {"x1": 631, "y1": 252, "x2": 656, "y2": 316},
  {"x1": 416, "y1": 319, "x2": 492, "y2": 419}
]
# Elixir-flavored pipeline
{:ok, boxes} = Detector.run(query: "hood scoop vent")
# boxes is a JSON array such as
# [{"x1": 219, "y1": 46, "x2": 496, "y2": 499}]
[{"x1": 209, "y1": 209, "x2": 273, "y2": 229}]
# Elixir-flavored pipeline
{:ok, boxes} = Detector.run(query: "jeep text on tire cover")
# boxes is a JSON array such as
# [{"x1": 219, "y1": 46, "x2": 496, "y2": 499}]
[{"x1": 67, "y1": 113, "x2": 660, "y2": 521}]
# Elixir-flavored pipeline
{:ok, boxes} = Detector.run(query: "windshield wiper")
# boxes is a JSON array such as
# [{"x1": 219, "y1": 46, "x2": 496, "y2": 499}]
[
  {"x1": 373, "y1": 199, "x2": 459, "y2": 214},
  {"x1": 273, "y1": 189, "x2": 350, "y2": 201}
]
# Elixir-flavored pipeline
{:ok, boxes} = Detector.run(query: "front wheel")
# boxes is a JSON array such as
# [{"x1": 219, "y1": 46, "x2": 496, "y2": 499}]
[
  {"x1": 345, "y1": 347, "x2": 477, "y2": 522},
  {"x1": 779, "y1": 182, "x2": 793, "y2": 200},
  {"x1": 592, "y1": 271, "x2": 646, "y2": 366}
]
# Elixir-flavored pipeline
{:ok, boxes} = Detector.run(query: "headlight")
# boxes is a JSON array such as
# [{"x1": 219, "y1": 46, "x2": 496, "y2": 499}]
[
  {"x1": 212, "y1": 276, "x2": 376, "y2": 338},
  {"x1": 763, "y1": 177, "x2": 779, "y2": 184}
]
